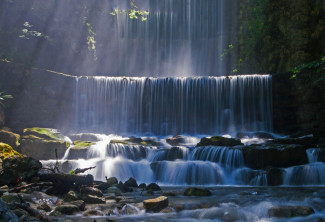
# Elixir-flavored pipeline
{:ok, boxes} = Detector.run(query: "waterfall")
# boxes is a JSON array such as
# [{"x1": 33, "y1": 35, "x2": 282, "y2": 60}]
[
  {"x1": 75, "y1": 75, "x2": 272, "y2": 136},
  {"x1": 110, "y1": 0, "x2": 229, "y2": 76}
]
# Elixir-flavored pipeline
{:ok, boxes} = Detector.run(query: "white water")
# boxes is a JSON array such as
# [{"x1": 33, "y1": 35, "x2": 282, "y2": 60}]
[{"x1": 75, "y1": 75, "x2": 272, "y2": 136}]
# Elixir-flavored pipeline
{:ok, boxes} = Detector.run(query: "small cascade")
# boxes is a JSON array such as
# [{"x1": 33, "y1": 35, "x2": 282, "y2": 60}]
[
  {"x1": 191, "y1": 146, "x2": 244, "y2": 172},
  {"x1": 284, "y1": 163, "x2": 325, "y2": 185},
  {"x1": 75, "y1": 75, "x2": 272, "y2": 136},
  {"x1": 150, "y1": 160, "x2": 224, "y2": 185},
  {"x1": 307, "y1": 148, "x2": 325, "y2": 163},
  {"x1": 233, "y1": 168, "x2": 268, "y2": 186},
  {"x1": 107, "y1": 143, "x2": 154, "y2": 161}
]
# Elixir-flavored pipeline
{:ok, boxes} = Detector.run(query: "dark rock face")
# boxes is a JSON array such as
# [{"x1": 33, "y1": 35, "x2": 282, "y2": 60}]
[
  {"x1": 267, "y1": 168, "x2": 285, "y2": 186},
  {"x1": 268, "y1": 135, "x2": 317, "y2": 148},
  {"x1": 184, "y1": 187, "x2": 212, "y2": 196},
  {"x1": 154, "y1": 147, "x2": 184, "y2": 161},
  {"x1": 0, "y1": 198, "x2": 20, "y2": 222},
  {"x1": 166, "y1": 135, "x2": 186, "y2": 146},
  {"x1": 268, "y1": 206, "x2": 315, "y2": 218},
  {"x1": 242, "y1": 144, "x2": 308, "y2": 169},
  {"x1": 0, "y1": 156, "x2": 41, "y2": 185},
  {"x1": 143, "y1": 196, "x2": 168, "y2": 212},
  {"x1": 196, "y1": 136, "x2": 243, "y2": 147}
]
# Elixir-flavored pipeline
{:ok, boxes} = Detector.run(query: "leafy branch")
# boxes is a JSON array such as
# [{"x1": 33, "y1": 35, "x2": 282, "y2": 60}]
[
  {"x1": 110, "y1": 0, "x2": 149, "y2": 21},
  {"x1": 0, "y1": 92, "x2": 13, "y2": 108}
]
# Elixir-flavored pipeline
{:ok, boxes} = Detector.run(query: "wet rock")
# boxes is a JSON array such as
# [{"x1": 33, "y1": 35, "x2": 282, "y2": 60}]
[
  {"x1": 268, "y1": 134, "x2": 317, "y2": 148},
  {"x1": 83, "y1": 209, "x2": 104, "y2": 216},
  {"x1": 138, "y1": 183, "x2": 146, "y2": 189},
  {"x1": 55, "y1": 204, "x2": 80, "y2": 215},
  {"x1": 166, "y1": 135, "x2": 186, "y2": 146},
  {"x1": 142, "y1": 190, "x2": 154, "y2": 196},
  {"x1": 155, "y1": 147, "x2": 184, "y2": 161},
  {"x1": 160, "y1": 207, "x2": 175, "y2": 213},
  {"x1": 162, "y1": 192, "x2": 178, "y2": 196},
  {"x1": 121, "y1": 204, "x2": 140, "y2": 215},
  {"x1": 143, "y1": 196, "x2": 168, "y2": 212},
  {"x1": 106, "y1": 177, "x2": 118, "y2": 187},
  {"x1": 116, "y1": 182, "x2": 133, "y2": 193},
  {"x1": 69, "y1": 133, "x2": 101, "y2": 142},
  {"x1": 267, "y1": 168, "x2": 285, "y2": 186},
  {"x1": 146, "y1": 183, "x2": 161, "y2": 191},
  {"x1": 111, "y1": 137, "x2": 162, "y2": 146},
  {"x1": 268, "y1": 206, "x2": 315, "y2": 218},
  {"x1": 243, "y1": 144, "x2": 308, "y2": 169},
  {"x1": 96, "y1": 181, "x2": 110, "y2": 191},
  {"x1": 184, "y1": 187, "x2": 212, "y2": 196},
  {"x1": 196, "y1": 136, "x2": 243, "y2": 147},
  {"x1": 0, "y1": 129, "x2": 20, "y2": 149},
  {"x1": 124, "y1": 177, "x2": 138, "y2": 188},
  {"x1": 63, "y1": 190, "x2": 79, "y2": 202},
  {"x1": 0, "y1": 142, "x2": 21, "y2": 159},
  {"x1": 0, "y1": 155, "x2": 42, "y2": 185},
  {"x1": 12, "y1": 208, "x2": 29, "y2": 219},
  {"x1": 0, "y1": 198, "x2": 20, "y2": 222},
  {"x1": 69, "y1": 200, "x2": 86, "y2": 211},
  {"x1": 80, "y1": 187, "x2": 103, "y2": 197},
  {"x1": 82, "y1": 194, "x2": 105, "y2": 204},
  {"x1": 37, "y1": 203, "x2": 51, "y2": 212}
]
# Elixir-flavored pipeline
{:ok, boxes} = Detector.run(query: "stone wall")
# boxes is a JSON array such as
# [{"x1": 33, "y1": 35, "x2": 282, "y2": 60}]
[
  {"x1": 272, "y1": 70, "x2": 325, "y2": 134},
  {"x1": 0, "y1": 61, "x2": 76, "y2": 133}
]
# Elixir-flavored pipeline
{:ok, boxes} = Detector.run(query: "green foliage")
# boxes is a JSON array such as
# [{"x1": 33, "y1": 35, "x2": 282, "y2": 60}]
[
  {"x1": 86, "y1": 22, "x2": 97, "y2": 61},
  {"x1": 0, "y1": 91, "x2": 13, "y2": 108},
  {"x1": 290, "y1": 56, "x2": 325, "y2": 79},
  {"x1": 70, "y1": 169, "x2": 76, "y2": 175},
  {"x1": 221, "y1": 44, "x2": 234, "y2": 59},
  {"x1": 110, "y1": 0, "x2": 149, "y2": 21},
  {"x1": 19, "y1": 22, "x2": 51, "y2": 41}
]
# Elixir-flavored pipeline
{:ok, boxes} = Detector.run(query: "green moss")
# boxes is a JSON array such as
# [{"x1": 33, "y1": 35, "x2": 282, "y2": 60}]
[
  {"x1": 196, "y1": 136, "x2": 243, "y2": 147},
  {"x1": 0, "y1": 142, "x2": 22, "y2": 159},
  {"x1": 110, "y1": 139, "x2": 130, "y2": 145},
  {"x1": 23, "y1": 127, "x2": 60, "y2": 140},
  {"x1": 72, "y1": 140, "x2": 95, "y2": 150},
  {"x1": 110, "y1": 138, "x2": 160, "y2": 146}
]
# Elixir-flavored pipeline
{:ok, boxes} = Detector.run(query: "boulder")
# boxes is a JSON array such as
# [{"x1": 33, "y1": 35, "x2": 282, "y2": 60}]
[
  {"x1": 184, "y1": 187, "x2": 212, "y2": 196},
  {"x1": 143, "y1": 196, "x2": 168, "y2": 212},
  {"x1": 196, "y1": 136, "x2": 243, "y2": 147},
  {"x1": 83, "y1": 209, "x2": 104, "y2": 216},
  {"x1": 110, "y1": 136, "x2": 162, "y2": 146},
  {"x1": 146, "y1": 183, "x2": 161, "y2": 191},
  {"x1": 116, "y1": 182, "x2": 133, "y2": 193},
  {"x1": 63, "y1": 190, "x2": 79, "y2": 202},
  {"x1": 20, "y1": 127, "x2": 70, "y2": 160},
  {"x1": 1, "y1": 193, "x2": 21, "y2": 204},
  {"x1": 69, "y1": 133, "x2": 101, "y2": 142},
  {"x1": 107, "y1": 186, "x2": 123, "y2": 196},
  {"x1": 166, "y1": 135, "x2": 186, "y2": 146},
  {"x1": 138, "y1": 183, "x2": 146, "y2": 189},
  {"x1": 55, "y1": 204, "x2": 80, "y2": 215},
  {"x1": 81, "y1": 194, "x2": 105, "y2": 204},
  {"x1": 242, "y1": 144, "x2": 308, "y2": 169},
  {"x1": 0, "y1": 129, "x2": 20, "y2": 149},
  {"x1": 80, "y1": 187, "x2": 103, "y2": 197},
  {"x1": 69, "y1": 200, "x2": 86, "y2": 211},
  {"x1": 0, "y1": 155, "x2": 42, "y2": 185},
  {"x1": 66, "y1": 141, "x2": 93, "y2": 159},
  {"x1": 154, "y1": 147, "x2": 184, "y2": 161},
  {"x1": 268, "y1": 206, "x2": 315, "y2": 218},
  {"x1": 0, "y1": 198, "x2": 20, "y2": 222},
  {"x1": 0, "y1": 142, "x2": 22, "y2": 160},
  {"x1": 124, "y1": 177, "x2": 138, "y2": 188},
  {"x1": 106, "y1": 177, "x2": 118, "y2": 187},
  {"x1": 37, "y1": 203, "x2": 51, "y2": 212}
]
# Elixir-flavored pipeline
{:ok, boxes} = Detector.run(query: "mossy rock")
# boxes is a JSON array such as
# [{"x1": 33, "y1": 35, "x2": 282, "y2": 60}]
[
  {"x1": 196, "y1": 136, "x2": 243, "y2": 147},
  {"x1": 0, "y1": 142, "x2": 22, "y2": 159},
  {"x1": 110, "y1": 137, "x2": 161, "y2": 146},
  {"x1": 0, "y1": 129, "x2": 20, "y2": 148},
  {"x1": 23, "y1": 127, "x2": 63, "y2": 141},
  {"x1": 184, "y1": 187, "x2": 212, "y2": 196},
  {"x1": 72, "y1": 141, "x2": 94, "y2": 150}
]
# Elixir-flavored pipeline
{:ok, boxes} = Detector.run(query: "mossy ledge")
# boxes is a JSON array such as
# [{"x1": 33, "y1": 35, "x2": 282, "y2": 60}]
[
  {"x1": 0, "y1": 142, "x2": 22, "y2": 159},
  {"x1": 72, "y1": 141, "x2": 95, "y2": 150}
]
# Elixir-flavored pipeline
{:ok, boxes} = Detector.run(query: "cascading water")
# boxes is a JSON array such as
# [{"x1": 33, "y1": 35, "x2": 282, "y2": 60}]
[{"x1": 75, "y1": 75, "x2": 272, "y2": 136}]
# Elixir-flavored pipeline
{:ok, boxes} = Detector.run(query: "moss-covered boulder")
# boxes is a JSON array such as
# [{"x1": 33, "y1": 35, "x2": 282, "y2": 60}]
[
  {"x1": 184, "y1": 187, "x2": 212, "y2": 196},
  {"x1": 268, "y1": 206, "x2": 315, "y2": 218},
  {"x1": 143, "y1": 196, "x2": 168, "y2": 212},
  {"x1": 0, "y1": 129, "x2": 20, "y2": 149},
  {"x1": 243, "y1": 144, "x2": 308, "y2": 169},
  {"x1": 66, "y1": 140, "x2": 94, "y2": 159},
  {"x1": 110, "y1": 137, "x2": 162, "y2": 146},
  {"x1": 196, "y1": 136, "x2": 243, "y2": 147},
  {"x1": 0, "y1": 142, "x2": 22, "y2": 160},
  {"x1": 20, "y1": 127, "x2": 70, "y2": 160}
]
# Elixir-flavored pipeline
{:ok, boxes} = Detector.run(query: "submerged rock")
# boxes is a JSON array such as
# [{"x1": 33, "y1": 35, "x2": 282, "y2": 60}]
[
  {"x1": 242, "y1": 144, "x2": 308, "y2": 169},
  {"x1": 143, "y1": 196, "x2": 168, "y2": 212},
  {"x1": 166, "y1": 135, "x2": 186, "y2": 146},
  {"x1": 196, "y1": 136, "x2": 243, "y2": 147},
  {"x1": 268, "y1": 206, "x2": 315, "y2": 218},
  {"x1": 184, "y1": 187, "x2": 212, "y2": 196}
]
